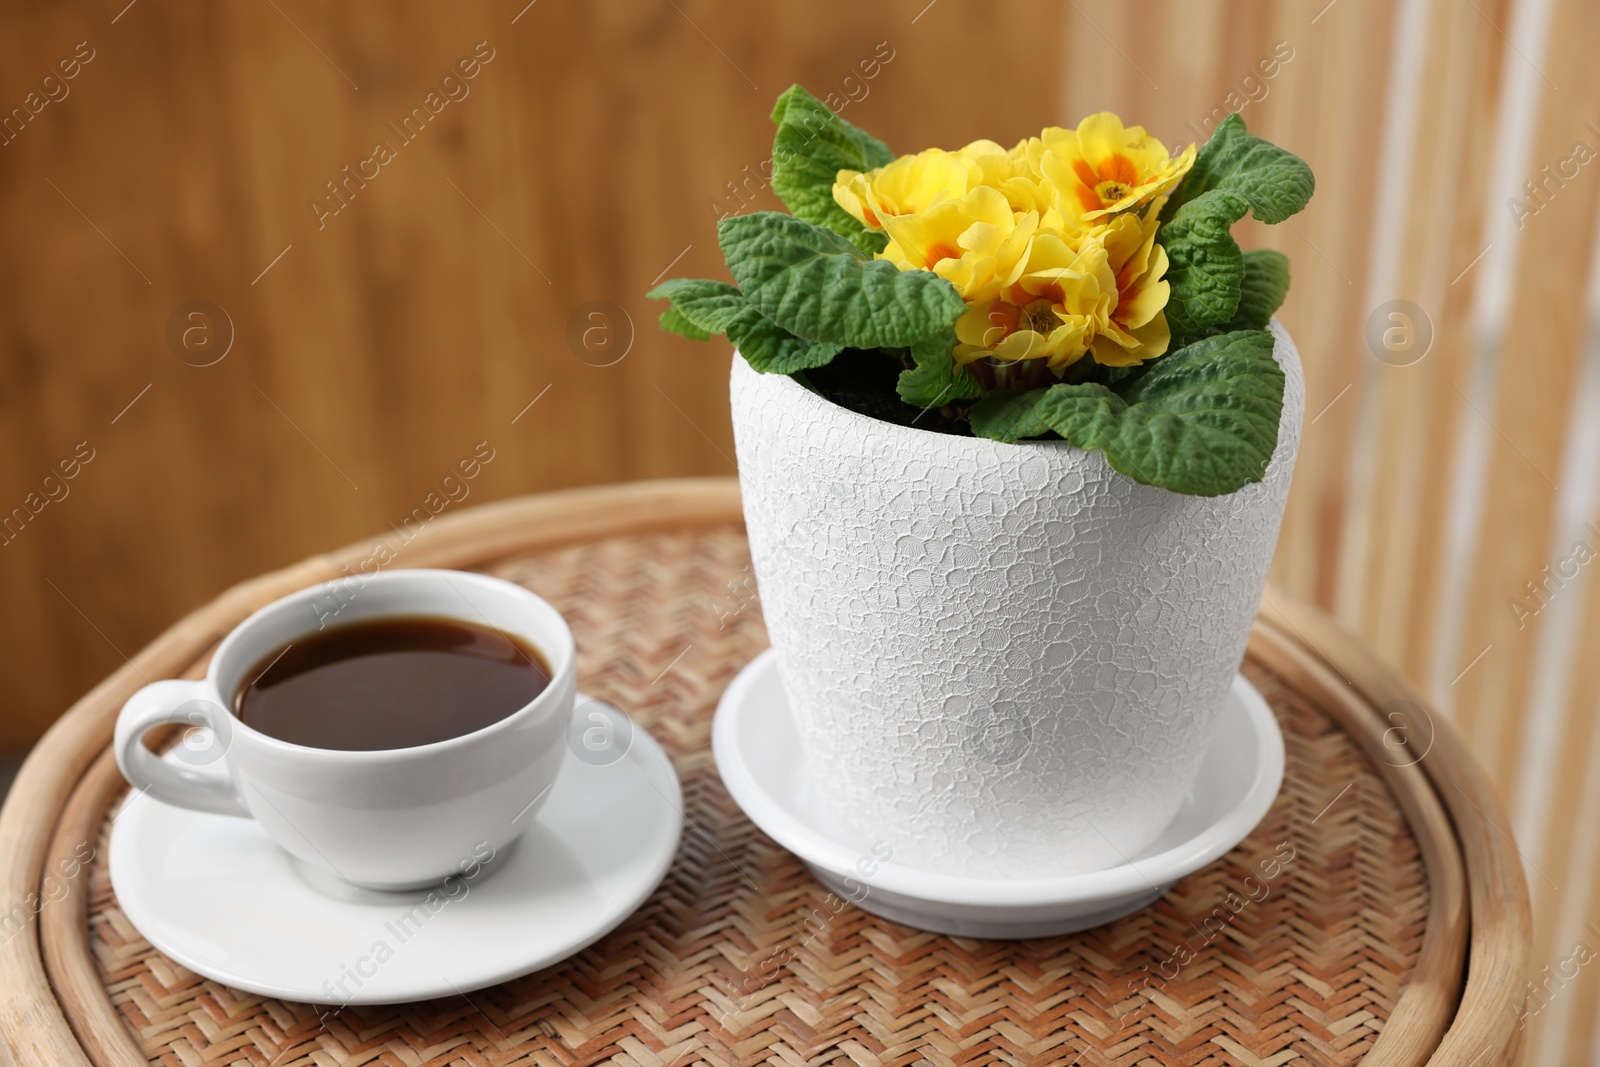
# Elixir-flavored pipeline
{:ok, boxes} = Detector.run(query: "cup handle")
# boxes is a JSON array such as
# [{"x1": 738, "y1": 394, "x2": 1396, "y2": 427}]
[{"x1": 114, "y1": 680, "x2": 250, "y2": 817}]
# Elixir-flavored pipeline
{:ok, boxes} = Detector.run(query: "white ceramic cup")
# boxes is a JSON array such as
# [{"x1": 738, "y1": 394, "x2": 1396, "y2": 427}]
[{"x1": 113, "y1": 569, "x2": 576, "y2": 891}]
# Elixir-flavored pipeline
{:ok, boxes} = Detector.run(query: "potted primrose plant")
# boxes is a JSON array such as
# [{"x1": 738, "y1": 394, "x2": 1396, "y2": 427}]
[{"x1": 652, "y1": 87, "x2": 1313, "y2": 877}]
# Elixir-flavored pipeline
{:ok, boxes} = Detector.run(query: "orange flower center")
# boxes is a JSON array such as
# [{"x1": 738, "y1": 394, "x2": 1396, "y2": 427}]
[
  {"x1": 1020, "y1": 300, "x2": 1059, "y2": 334},
  {"x1": 985, "y1": 299, "x2": 1057, "y2": 343},
  {"x1": 1072, "y1": 154, "x2": 1141, "y2": 211},
  {"x1": 1099, "y1": 154, "x2": 1138, "y2": 185},
  {"x1": 1095, "y1": 180, "x2": 1133, "y2": 205},
  {"x1": 984, "y1": 301, "x2": 1023, "y2": 339}
]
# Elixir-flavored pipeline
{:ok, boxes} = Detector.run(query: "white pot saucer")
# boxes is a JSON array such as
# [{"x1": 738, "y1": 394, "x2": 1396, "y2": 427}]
[
  {"x1": 712, "y1": 650, "x2": 1285, "y2": 939},
  {"x1": 109, "y1": 697, "x2": 681, "y2": 1005}
]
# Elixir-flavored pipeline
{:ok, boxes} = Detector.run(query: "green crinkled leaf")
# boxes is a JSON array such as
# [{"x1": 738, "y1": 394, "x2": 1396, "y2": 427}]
[
  {"x1": 1165, "y1": 113, "x2": 1314, "y2": 225},
  {"x1": 647, "y1": 278, "x2": 748, "y2": 335},
  {"x1": 1097, "y1": 363, "x2": 1152, "y2": 389},
  {"x1": 969, "y1": 389, "x2": 1051, "y2": 442},
  {"x1": 1034, "y1": 330, "x2": 1284, "y2": 496},
  {"x1": 1158, "y1": 189, "x2": 1249, "y2": 340},
  {"x1": 659, "y1": 305, "x2": 710, "y2": 340},
  {"x1": 723, "y1": 304, "x2": 843, "y2": 373},
  {"x1": 1227, "y1": 249, "x2": 1290, "y2": 330},
  {"x1": 1157, "y1": 115, "x2": 1310, "y2": 343},
  {"x1": 646, "y1": 274, "x2": 841, "y2": 372},
  {"x1": 719, "y1": 211, "x2": 966, "y2": 349},
  {"x1": 897, "y1": 329, "x2": 980, "y2": 407},
  {"x1": 1031, "y1": 381, "x2": 1127, "y2": 448},
  {"x1": 769, "y1": 85, "x2": 891, "y2": 254}
]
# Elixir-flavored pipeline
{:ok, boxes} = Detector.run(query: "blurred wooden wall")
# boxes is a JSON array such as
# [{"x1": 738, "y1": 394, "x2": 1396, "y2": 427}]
[{"x1": 0, "y1": 0, "x2": 1080, "y2": 749}]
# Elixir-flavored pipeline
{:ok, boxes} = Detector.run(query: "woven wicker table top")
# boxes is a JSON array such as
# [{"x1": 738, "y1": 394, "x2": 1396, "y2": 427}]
[{"x1": 0, "y1": 480, "x2": 1531, "y2": 1067}]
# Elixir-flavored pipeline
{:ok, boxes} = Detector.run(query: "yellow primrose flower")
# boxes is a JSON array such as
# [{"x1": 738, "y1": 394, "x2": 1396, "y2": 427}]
[
  {"x1": 950, "y1": 201, "x2": 1172, "y2": 370},
  {"x1": 1085, "y1": 200, "x2": 1172, "y2": 366},
  {"x1": 834, "y1": 140, "x2": 1015, "y2": 230},
  {"x1": 841, "y1": 114, "x2": 1181, "y2": 375},
  {"x1": 953, "y1": 231, "x2": 1112, "y2": 371},
  {"x1": 878, "y1": 186, "x2": 1037, "y2": 304},
  {"x1": 956, "y1": 140, "x2": 1048, "y2": 214},
  {"x1": 1030, "y1": 112, "x2": 1195, "y2": 225},
  {"x1": 953, "y1": 296, "x2": 1092, "y2": 369}
]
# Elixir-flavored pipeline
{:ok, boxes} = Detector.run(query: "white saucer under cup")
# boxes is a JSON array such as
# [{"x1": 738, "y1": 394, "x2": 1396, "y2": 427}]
[
  {"x1": 712, "y1": 650, "x2": 1285, "y2": 939},
  {"x1": 110, "y1": 696, "x2": 682, "y2": 1005}
]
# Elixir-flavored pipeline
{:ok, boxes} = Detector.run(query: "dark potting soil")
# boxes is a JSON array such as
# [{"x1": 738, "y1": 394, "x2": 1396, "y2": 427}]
[{"x1": 798, "y1": 348, "x2": 975, "y2": 437}]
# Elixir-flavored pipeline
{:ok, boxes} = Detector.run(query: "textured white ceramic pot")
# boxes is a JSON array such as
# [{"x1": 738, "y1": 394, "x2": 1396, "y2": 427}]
[{"x1": 729, "y1": 321, "x2": 1304, "y2": 878}]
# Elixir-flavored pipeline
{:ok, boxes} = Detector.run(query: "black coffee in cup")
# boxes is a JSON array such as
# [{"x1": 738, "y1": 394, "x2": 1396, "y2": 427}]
[{"x1": 234, "y1": 616, "x2": 551, "y2": 751}]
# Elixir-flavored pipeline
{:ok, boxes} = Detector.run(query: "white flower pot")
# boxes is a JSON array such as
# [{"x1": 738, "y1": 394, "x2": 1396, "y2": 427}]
[{"x1": 729, "y1": 322, "x2": 1305, "y2": 878}]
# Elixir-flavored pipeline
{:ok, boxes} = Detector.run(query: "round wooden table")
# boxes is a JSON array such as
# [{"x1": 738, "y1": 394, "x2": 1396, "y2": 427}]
[{"x1": 0, "y1": 479, "x2": 1531, "y2": 1067}]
